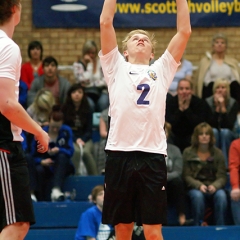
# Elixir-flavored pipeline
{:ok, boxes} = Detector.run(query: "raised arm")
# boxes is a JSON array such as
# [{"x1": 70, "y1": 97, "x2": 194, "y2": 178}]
[
  {"x1": 167, "y1": 0, "x2": 191, "y2": 63},
  {"x1": 100, "y1": 0, "x2": 117, "y2": 55}
]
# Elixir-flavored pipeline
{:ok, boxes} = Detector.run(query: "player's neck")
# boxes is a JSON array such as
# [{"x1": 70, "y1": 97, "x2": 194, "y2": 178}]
[
  {"x1": 0, "y1": 24, "x2": 15, "y2": 38},
  {"x1": 128, "y1": 55, "x2": 150, "y2": 65}
]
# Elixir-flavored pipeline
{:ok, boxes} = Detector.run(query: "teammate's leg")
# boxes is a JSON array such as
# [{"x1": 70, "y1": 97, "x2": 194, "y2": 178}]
[{"x1": 0, "y1": 222, "x2": 30, "y2": 240}]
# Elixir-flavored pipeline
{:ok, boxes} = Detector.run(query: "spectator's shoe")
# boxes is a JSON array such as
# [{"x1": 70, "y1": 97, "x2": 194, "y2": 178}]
[
  {"x1": 181, "y1": 219, "x2": 195, "y2": 226},
  {"x1": 31, "y1": 194, "x2": 37, "y2": 202},
  {"x1": 51, "y1": 188, "x2": 65, "y2": 202}
]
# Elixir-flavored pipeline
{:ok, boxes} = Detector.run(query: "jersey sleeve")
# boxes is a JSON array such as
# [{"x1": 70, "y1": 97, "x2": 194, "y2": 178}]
[
  {"x1": 0, "y1": 41, "x2": 21, "y2": 81},
  {"x1": 153, "y1": 49, "x2": 180, "y2": 90},
  {"x1": 99, "y1": 46, "x2": 124, "y2": 85}
]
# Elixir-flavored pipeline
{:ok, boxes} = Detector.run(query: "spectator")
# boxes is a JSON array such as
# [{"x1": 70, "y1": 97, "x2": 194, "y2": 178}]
[
  {"x1": 168, "y1": 57, "x2": 193, "y2": 96},
  {"x1": 196, "y1": 33, "x2": 240, "y2": 105},
  {"x1": 183, "y1": 122, "x2": 227, "y2": 226},
  {"x1": 62, "y1": 83, "x2": 97, "y2": 175},
  {"x1": 164, "y1": 122, "x2": 193, "y2": 226},
  {"x1": 229, "y1": 138, "x2": 240, "y2": 225},
  {"x1": 73, "y1": 40, "x2": 109, "y2": 112},
  {"x1": 19, "y1": 79, "x2": 28, "y2": 109},
  {"x1": 31, "y1": 105, "x2": 74, "y2": 201},
  {"x1": 28, "y1": 56, "x2": 71, "y2": 106},
  {"x1": 205, "y1": 78, "x2": 238, "y2": 166},
  {"x1": 166, "y1": 78, "x2": 212, "y2": 152},
  {"x1": 21, "y1": 40, "x2": 44, "y2": 89},
  {"x1": 27, "y1": 88, "x2": 55, "y2": 127},
  {"x1": 75, "y1": 185, "x2": 114, "y2": 240},
  {"x1": 21, "y1": 131, "x2": 38, "y2": 202},
  {"x1": 96, "y1": 107, "x2": 109, "y2": 174}
]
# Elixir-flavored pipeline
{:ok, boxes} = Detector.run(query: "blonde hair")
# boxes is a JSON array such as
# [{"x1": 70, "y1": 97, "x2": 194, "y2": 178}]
[
  {"x1": 82, "y1": 40, "x2": 98, "y2": 57},
  {"x1": 164, "y1": 121, "x2": 172, "y2": 139},
  {"x1": 191, "y1": 122, "x2": 215, "y2": 148},
  {"x1": 32, "y1": 89, "x2": 55, "y2": 115},
  {"x1": 212, "y1": 78, "x2": 230, "y2": 101},
  {"x1": 122, "y1": 29, "x2": 156, "y2": 54}
]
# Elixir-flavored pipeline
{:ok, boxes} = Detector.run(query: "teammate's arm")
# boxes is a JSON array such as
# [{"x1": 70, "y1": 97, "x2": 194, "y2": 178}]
[
  {"x1": 0, "y1": 77, "x2": 49, "y2": 152},
  {"x1": 100, "y1": 0, "x2": 117, "y2": 55},
  {"x1": 167, "y1": 0, "x2": 191, "y2": 63}
]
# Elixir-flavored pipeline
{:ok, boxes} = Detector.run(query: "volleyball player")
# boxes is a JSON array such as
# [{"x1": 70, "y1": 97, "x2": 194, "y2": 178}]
[
  {"x1": 0, "y1": 1, "x2": 49, "y2": 239},
  {"x1": 99, "y1": 0, "x2": 191, "y2": 239}
]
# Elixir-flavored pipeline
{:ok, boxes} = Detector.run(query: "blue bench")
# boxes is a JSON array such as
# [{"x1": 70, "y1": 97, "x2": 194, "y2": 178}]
[
  {"x1": 26, "y1": 226, "x2": 240, "y2": 240},
  {"x1": 62, "y1": 175, "x2": 104, "y2": 201},
  {"x1": 31, "y1": 202, "x2": 93, "y2": 229}
]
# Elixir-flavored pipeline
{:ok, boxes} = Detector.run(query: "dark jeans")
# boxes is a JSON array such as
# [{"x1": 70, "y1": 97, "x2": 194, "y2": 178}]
[
  {"x1": 36, "y1": 153, "x2": 74, "y2": 201},
  {"x1": 188, "y1": 189, "x2": 227, "y2": 226}
]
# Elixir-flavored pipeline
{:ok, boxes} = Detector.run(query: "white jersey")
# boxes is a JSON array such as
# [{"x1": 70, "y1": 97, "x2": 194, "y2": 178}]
[
  {"x1": 99, "y1": 47, "x2": 179, "y2": 155},
  {"x1": 0, "y1": 30, "x2": 23, "y2": 141}
]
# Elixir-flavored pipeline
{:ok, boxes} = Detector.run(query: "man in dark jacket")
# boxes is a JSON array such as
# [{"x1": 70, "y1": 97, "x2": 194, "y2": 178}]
[{"x1": 166, "y1": 78, "x2": 212, "y2": 152}]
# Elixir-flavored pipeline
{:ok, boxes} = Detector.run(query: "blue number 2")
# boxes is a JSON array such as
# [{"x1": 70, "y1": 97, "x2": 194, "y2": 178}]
[{"x1": 137, "y1": 84, "x2": 150, "y2": 105}]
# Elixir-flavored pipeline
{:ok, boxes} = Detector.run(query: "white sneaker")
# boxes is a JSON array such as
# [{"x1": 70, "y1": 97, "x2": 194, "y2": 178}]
[
  {"x1": 31, "y1": 194, "x2": 37, "y2": 202},
  {"x1": 51, "y1": 188, "x2": 64, "y2": 202}
]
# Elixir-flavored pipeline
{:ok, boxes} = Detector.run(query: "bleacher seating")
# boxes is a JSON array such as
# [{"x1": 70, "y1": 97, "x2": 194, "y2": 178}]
[{"x1": 24, "y1": 175, "x2": 239, "y2": 240}]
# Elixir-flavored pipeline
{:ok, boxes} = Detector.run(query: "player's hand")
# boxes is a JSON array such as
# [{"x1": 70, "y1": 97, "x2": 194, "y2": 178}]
[{"x1": 35, "y1": 129, "x2": 49, "y2": 153}]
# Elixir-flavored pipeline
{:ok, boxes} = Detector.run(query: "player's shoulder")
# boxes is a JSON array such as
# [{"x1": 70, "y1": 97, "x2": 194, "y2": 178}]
[{"x1": 0, "y1": 32, "x2": 20, "y2": 56}]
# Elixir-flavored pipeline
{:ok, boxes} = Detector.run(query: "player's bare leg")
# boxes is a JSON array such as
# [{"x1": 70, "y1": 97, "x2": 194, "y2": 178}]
[
  {"x1": 115, "y1": 222, "x2": 134, "y2": 240},
  {"x1": 143, "y1": 224, "x2": 163, "y2": 240},
  {"x1": 0, "y1": 222, "x2": 29, "y2": 240}
]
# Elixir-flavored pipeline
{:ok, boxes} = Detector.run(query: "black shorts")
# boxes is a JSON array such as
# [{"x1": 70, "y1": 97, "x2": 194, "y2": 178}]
[
  {"x1": 102, "y1": 151, "x2": 167, "y2": 226},
  {"x1": 0, "y1": 141, "x2": 35, "y2": 231}
]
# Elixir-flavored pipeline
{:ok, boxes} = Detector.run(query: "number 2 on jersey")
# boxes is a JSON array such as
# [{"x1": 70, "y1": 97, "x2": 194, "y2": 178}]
[{"x1": 137, "y1": 84, "x2": 150, "y2": 105}]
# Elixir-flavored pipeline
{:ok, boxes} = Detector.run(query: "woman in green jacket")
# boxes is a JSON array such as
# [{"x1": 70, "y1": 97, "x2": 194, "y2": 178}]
[{"x1": 182, "y1": 122, "x2": 227, "y2": 225}]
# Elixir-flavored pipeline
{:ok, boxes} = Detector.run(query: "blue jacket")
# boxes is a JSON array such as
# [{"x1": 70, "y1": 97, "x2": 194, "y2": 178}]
[{"x1": 31, "y1": 124, "x2": 74, "y2": 164}]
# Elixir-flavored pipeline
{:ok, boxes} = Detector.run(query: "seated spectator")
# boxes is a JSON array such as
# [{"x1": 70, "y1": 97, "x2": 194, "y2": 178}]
[
  {"x1": 166, "y1": 78, "x2": 212, "y2": 152},
  {"x1": 27, "y1": 88, "x2": 55, "y2": 127},
  {"x1": 164, "y1": 122, "x2": 193, "y2": 226},
  {"x1": 183, "y1": 122, "x2": 227, "y2": 226},
  {"x1": 73, "y1": 40, "x2": 109, "y2": 112},
  {"x1": 229, "y1": 138, "x2": 240, "y2": 225},
  {"x1": 19, "y1": 79, "x2": 28, "y2": 109},
  {"x1": 31, "y1": 105, "x2": 74, "y2": 201},
  {"x1": 28, "y1": 56, "x2": 71, "y2": 106},
  {"x1": 21, "y1": 40, "x2": 44, "y2": 89},
  {"x1": 62, "y1": 83, "x2": 97, "y2": 175},
  {"x1": 196, "y1": 33, "x2": 240, "y2": 105},
  {"x1": 168, "y1": 57, "x2": 193, "y2": 96},
  {"x1": 21, "y1": 131, "x2": 38, "y2": 202},
  {"x1": 205, "y1": 78, "x2": 238, "y2": 166},
  {"x1": 75, "y1": 185, "x2": 114, "y2": 240},
  {"x1": 95, "y1": 107, "x2": 109, "y2": 174}
]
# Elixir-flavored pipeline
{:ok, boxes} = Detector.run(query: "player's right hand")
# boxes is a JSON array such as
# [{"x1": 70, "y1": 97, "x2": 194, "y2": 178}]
[{"x1": 35, "y1": 130, "x2": 50, "y2": 153}]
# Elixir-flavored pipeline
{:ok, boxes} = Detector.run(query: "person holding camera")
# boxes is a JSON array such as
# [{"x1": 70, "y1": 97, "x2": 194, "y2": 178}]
[{"x1": 182, "y1": 122, "x2": 227, "y2": 226}]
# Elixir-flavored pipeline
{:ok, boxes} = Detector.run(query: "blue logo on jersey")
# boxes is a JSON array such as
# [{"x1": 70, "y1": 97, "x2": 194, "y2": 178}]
[{"x1": 147, "y1": 70, "x2": 157, "y2": 81}]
